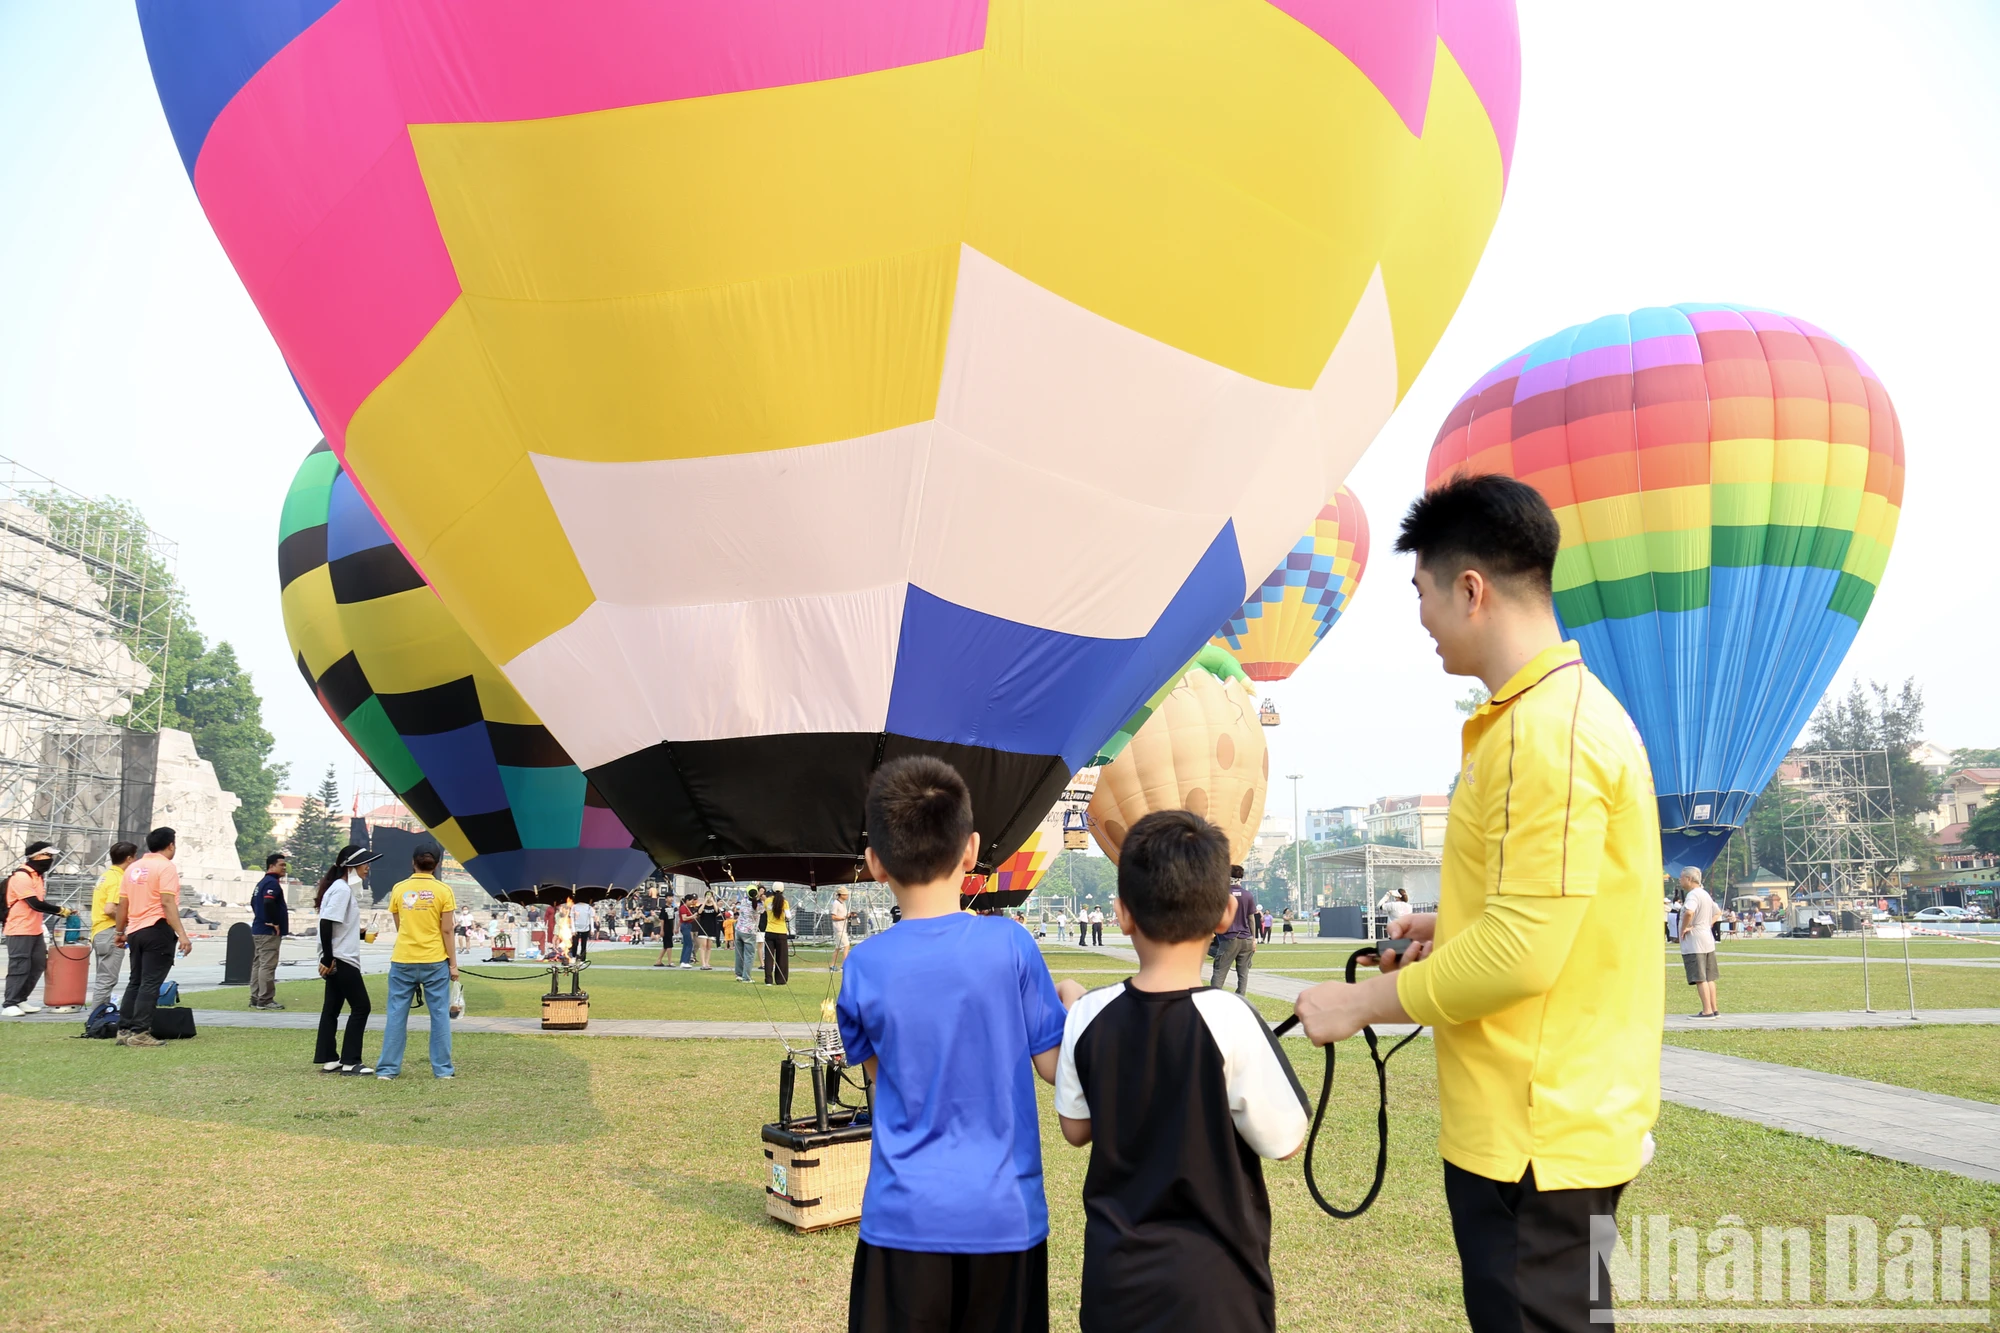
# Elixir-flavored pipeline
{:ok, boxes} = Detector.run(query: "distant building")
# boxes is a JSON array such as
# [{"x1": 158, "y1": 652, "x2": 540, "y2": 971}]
[
  {"x1": 1929, "y1": 768, "x2": 2000, "y2": 871},
  {"x1": 1908, "y1": 741, "x2": 1956, "y2": 776},
  {"x1": 1366, "y1": 794, "x2": 1450, "y2": 852},
  {"x1": 267, "y1": 794, "x2": 306, "y2": 847},
  {"x1": 1306, "y1": 805, "x2": 1367, "y2": 844},
  {"x1": 1941, "y1": 769, "x2": 1999, "y2": 828}
]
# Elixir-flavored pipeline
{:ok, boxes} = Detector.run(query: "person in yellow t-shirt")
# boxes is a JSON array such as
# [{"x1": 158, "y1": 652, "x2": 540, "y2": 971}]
[
  {"x1": 377, "y1": 846, "x2": 458, "y2": 1080},
  {"x1": 1294, "y1": 475, "x2": 1662, "y2": 1333},
  {"x1": 89, "y1": 841, "x2": 139, "y2": 1008}
]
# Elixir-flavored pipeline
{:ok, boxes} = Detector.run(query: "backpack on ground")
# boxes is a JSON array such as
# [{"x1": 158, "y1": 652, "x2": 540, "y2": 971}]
[{"x1": 80, "y1": 1001, "x2": 119, "y2": 1039}]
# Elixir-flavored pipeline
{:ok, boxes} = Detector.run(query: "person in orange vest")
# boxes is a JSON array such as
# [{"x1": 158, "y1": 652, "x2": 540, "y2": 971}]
[{"x1": 4, "y1": 842, "x2": 78, "y2": 1015}]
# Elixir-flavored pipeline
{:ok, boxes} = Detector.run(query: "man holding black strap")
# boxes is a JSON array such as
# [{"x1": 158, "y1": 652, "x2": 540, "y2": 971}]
[{"x1": 1294, "y1": 476, "x2": 1663, "y2": 1333}]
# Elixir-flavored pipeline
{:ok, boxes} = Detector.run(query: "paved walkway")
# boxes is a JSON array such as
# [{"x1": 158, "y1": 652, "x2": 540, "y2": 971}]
[{"x1": 1660, "y1": 1046, "x2": 2000, "y2": 1184}]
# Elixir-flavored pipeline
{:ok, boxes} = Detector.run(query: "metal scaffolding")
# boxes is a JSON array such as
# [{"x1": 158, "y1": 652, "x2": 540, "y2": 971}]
[
  {"x1": 1778, "y1": 747, "x2": 1914, "y2": 1015},
  {"x1": 0, "y1": 455, "x2": 175, "y2": 906},
  {"x1": 1779, "y1": 749, "x2": 1902, "y2": 907}
]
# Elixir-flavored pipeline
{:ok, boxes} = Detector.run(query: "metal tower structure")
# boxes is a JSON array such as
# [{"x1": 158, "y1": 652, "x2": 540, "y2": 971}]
[
  {"x1": 0, "y1": 456, "x2": 175, "y2": 904},
  {"x1": 1779, "y1": 749, "x2": 1901, "y2": 906},
  {"x1": 1777, "y1": 748, "x2": 1914, "y2": 1015}
]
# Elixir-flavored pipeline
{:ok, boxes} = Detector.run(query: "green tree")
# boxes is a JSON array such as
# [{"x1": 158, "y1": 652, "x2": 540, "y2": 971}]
[
  {"x1": 172, "y1": 639, "x2": 288, "y2": 862},
  {"x1": 1454, "y1": 687, "x2": 1491, "y2": 717},
  {"x1": 286, "y1": 765, "x2": 346, "y2": 886},
  {"x1": 1948, "y1": 747, "x2": 2000, "y2": 771},
  {"x1": 1965, "y1": 800, "x2": 2000, "y2": 856},
  {"x1": 1043, "y1": 851, "x2": 1116, "y2": 905}
]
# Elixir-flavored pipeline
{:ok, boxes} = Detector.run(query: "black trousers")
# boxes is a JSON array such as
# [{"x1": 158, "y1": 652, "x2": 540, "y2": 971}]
[
  {"x1": 849, "y1": 1238, "x2": 1048, "y2": 1333},
  {"x1": 573, "y1": 932, "x2": 589, "y2": 960},
  {"x1": 4, "y1": 933, "x2": 48, "y2": 1006},
  {"x1": 119, "y1": 922, "x2": 177, "y2": 1032},
  {"x1": 1444, "y1": 1161, "x2": 1626, "y2": 1333},
  {"x1": 315, "y1": 959, "x2": 372, "y2": 1065},
  {"x1": 765, "y1": 933, "x2": 789, "y2": 985}
]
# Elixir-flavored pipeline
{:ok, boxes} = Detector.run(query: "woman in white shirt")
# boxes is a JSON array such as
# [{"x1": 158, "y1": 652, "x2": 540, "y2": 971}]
[{"x1": 314, "y1": 845, "x2": 380, "y2": 1075}]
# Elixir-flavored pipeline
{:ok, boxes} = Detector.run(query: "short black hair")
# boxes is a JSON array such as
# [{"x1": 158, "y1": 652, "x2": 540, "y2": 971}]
[
  {"x1": 865, "y1": 756, "x2": 975, "y2": 886},
  {"x1": 1116, "y1": 810, "x2": 1231, "y2": 943},
  {"x1": 110, "y1": 841, "x2": 139, "y2": 865},
  {"x1": 265, "y1": 851, "x2": 287, "y2": 869},
  {"x1": 1395, "y1": 472, "x2": 1560, "y2": 595},
  {"x1": 146, "y1": 827, "x2": 176, "y2": 853},
  {"x1": 412, "y1": 846, "x2": 440, "y2": 873}
]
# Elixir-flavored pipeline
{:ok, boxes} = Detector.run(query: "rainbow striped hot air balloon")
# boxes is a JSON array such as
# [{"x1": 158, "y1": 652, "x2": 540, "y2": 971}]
[
  {"x1": 279, "y1": 443, "x2": 656, "y2": 902},
  {"x1": 142, "y1": 0, "x2": 1519, "y2": 885},
  {"x1": 1212, "y1": 485, "x2": 1369, "y2": 681},
  {"x1": 1428, "y1": 306, "x2": 1904, "y2": 872}
]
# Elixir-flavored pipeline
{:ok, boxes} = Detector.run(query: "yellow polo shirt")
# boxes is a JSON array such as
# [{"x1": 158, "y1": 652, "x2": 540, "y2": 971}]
[
  {"x1": 388, "y1": 873, "x2": 457, "y2": 964},
  {"x1": 1395, "y1": 642, "x2": 1663, "y2": 1190},
  {"x1": 90, "y1": 865, "x2": 125, "y2": 936}
]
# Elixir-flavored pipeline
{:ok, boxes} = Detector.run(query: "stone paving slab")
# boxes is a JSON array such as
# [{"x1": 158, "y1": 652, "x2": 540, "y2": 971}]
[{"x1": 1659, "y1": 1045, "x2": 2000, "y2": 1184}]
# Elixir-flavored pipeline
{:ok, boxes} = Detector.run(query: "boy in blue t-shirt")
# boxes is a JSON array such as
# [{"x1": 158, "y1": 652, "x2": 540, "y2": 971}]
[{"x1": 837, "y1": 756, "x2": 1083, "y2": 1333}]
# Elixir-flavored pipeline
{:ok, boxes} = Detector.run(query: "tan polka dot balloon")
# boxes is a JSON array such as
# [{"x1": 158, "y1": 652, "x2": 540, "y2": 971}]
[{"x1": 1087, "y1": 659, "x2": 1268, "y2": 864}]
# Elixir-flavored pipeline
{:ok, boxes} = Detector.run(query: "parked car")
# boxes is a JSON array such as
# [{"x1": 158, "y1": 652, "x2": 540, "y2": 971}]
[{"x1": 1913, "y1": 906, "x2": 1967, "y2": 922}]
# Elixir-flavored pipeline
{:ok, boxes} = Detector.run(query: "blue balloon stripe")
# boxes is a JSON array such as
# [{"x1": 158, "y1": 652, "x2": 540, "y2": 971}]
[
  {"x1": 886, "y1": 521, "x2": 1245, "y2": 772},
  {"x1": 325, "y1": 469, "x2": 399, "y2": 561},
  {"x1": 399, "y1": 722, "x2": 510, "y2": 816},
  {"x1": 135, "y1": 0, "x2": 339, "y2": 178},
  {"x1": 465, "y1": 847, "x2": 653, "y2": 897}
]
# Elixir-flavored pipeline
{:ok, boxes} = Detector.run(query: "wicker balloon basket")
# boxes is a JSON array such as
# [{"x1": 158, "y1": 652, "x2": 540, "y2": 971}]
[
  {"x1": 541, "y1": 964, "x2": 589, "y2": 1030},
  {"x1": 762, "y1": 1117, "x2": 872, "y2": 1232},
  {"x1": 762, "y1": 1053, "x2": 873, "y2": 1232}
]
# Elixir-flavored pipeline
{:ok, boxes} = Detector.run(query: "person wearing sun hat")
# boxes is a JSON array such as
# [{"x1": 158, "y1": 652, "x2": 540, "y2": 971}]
[{"x1": 314, "y1": 844, "x2": 381, "y2": 1075}]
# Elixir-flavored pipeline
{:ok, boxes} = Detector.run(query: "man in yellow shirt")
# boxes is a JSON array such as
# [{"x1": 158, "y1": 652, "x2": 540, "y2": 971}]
[
  {"x1": 376, "y1": 846, "x2": 459, "y2": 1080},
  {"x1": 1295, "y1": 475, "x2": 1662, "y2": 1333},
  {"x1": 89, "y1": 841, "x2": 139, "y2": 1008}
]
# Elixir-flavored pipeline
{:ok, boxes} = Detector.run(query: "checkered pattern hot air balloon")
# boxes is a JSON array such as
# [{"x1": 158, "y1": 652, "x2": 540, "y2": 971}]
[
  {"x1": 144, "y1": 0, "x2": 1519, "y2": 883},
  {"x1": 1211, "y1": 485, "x2": 1369, "y2": 682},
  {"x1": 279, "y1": 443, "x2": 655, "y2": 902},
  {"x1": 1428, "y1": 306, "x2": 1904, "y2": 873}
]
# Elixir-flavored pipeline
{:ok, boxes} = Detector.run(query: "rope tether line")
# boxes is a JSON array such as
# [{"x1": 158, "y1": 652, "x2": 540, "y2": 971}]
[{"x1": 1271, "y1": 940, "x2": 1425, "y2": 1220}]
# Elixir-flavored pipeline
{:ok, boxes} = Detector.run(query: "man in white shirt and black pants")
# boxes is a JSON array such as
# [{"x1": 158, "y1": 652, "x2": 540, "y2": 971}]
[
  {"x1": 1678, "y1": 867, "x2": 1720, "y2": 1018},
  {"x1": 571, "y1": 898, "x2": 593, "y2": 961}
]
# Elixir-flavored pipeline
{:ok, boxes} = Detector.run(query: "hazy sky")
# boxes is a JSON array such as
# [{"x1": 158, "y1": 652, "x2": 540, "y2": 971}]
[{"x1": 3, "y1": 2, "x2": 1995, "y2": 823}]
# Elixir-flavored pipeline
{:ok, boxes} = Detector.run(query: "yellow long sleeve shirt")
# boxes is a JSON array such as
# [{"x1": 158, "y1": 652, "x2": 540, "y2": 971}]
[{"x1": 1395, "y1": 642, "x2": 1664, "y2": 1190}]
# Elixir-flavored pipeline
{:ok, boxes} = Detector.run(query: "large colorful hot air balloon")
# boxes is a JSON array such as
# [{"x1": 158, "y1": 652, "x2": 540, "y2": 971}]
[
  {"x1": 143, "y1": 0, "x2": 1519, "y2": 883},
  {"x1": 1428, "y1": 306, "x2": 1904, "y2": 872},
  {"x1": 1089, "y1": 655, "x2": 1269, "y2": 865},
  {"x1": 1212, "y1": 484, "x2": 1370, "y2": 681},
  {"x1": 279, "y1": 443, "x2": 655, "y2": 902}
]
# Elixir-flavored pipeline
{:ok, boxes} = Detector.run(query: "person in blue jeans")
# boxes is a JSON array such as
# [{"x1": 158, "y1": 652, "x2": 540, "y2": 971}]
[{"x1": 376, "y1": 847, "x2": 458, "y2": 1080}]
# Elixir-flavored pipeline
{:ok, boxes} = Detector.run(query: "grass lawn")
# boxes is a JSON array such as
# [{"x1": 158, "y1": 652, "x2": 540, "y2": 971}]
[
  {"x1": 2, "y1": 1024, "x2": 1994, "y2": 1332},
  {"x1": 1664, "y1": 1025, "x2": 2000, "y2": 1105}
]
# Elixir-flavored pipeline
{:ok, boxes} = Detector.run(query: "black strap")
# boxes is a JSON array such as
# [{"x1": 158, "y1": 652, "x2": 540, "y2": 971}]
[{"x1": 1272, "y1": 945, "x2": 1424, "y2": 1220}]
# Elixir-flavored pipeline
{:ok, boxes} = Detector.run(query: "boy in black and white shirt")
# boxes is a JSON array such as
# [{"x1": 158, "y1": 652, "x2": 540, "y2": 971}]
[{"x1": 1055, "y1": 810, "x2": 1309, "y2": 1333}]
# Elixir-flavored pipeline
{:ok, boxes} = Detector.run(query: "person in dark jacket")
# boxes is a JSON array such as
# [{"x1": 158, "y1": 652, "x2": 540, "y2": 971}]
[{"x1": 249, "y1": 852, "x2": 290, "y2": 1010}]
